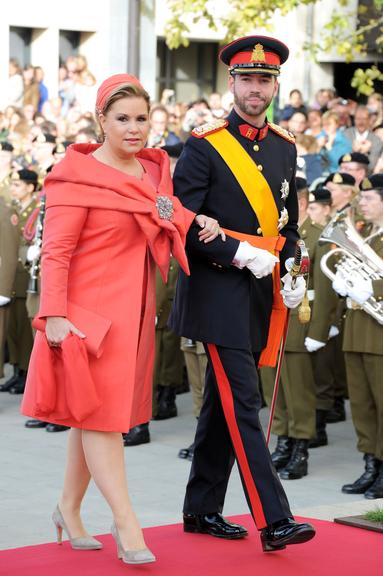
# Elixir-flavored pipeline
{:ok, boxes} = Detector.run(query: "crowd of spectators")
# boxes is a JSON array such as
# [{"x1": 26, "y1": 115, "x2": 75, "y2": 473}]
[{"x1": 3, "y1": 59, "x2": 383, "y2": 187}]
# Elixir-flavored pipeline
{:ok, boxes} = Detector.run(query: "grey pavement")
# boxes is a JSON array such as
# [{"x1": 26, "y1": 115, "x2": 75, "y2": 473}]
[{"x1": 0, "y1": 364, "x2": 382, "y2": 551}]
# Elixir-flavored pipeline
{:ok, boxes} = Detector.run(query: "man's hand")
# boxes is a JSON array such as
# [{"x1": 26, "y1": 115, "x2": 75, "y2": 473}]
[
  {"x1": 232, "y1": 241, "x2": 279, "y2": 278},
  {"x1": 305, "y1": 337, "x2": 326, "y2": 353},
  {"x1": 332, "y1": 270, "x2": 348, "y2": 297},
  {"x1": 280, "y1": 273, "x2": 306, "y2": 309},
  {"x1": 332, "y1": 270, "x2": 373, "y2": 304},
  {"x1": 347, "y1": 275, "x2": 373, "y2": 305}
]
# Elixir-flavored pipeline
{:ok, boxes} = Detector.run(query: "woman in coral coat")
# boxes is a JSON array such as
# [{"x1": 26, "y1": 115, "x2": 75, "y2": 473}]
[{"x1": 21, "y1": 74, "x2": 223, "y2": 565}]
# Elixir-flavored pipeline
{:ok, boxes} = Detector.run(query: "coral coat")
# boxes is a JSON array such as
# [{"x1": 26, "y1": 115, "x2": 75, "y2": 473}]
[{"x1": 21, "y1": 144, "x2": 195, "y2": 432}]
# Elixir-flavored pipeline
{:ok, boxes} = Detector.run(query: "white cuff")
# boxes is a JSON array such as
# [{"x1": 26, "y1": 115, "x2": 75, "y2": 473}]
[
  {"x1": 0, "y1": 296, "x2": 11, "y2": 306},
  {"x1": 232, "y1": 241, "x2": 259, "y2": 269}
]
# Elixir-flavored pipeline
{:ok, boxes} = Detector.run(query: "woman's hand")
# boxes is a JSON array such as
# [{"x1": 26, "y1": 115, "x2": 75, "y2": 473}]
[
  {"x1": 45, "y1": 316, "x2": 85, "y2": 347},
  {"x1": 195, "y1": 214, "x2": 226, "y2": 243}
]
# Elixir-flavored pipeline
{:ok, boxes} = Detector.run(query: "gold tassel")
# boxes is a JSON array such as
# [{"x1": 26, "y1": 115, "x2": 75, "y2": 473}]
[{"x1": 298, "y1": 291, "x2": 311, "y2": 324}]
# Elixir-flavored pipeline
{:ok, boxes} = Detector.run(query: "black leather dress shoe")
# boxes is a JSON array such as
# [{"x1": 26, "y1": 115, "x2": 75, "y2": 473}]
[
  {"x1": 123, "y1": 423, "x2": 150, "y2": 446},
  {"x1": 260, "y1": 517, "x2": 315, "y2": 552},
  {"x1": 25, "y1": 419, "x2": 48, "y2": 429},
  {"x1": 183, "y1": 513, "x2": 248, "y2": 539},
  {"x1": 46, "y1": 424, "x2": 70, "y2": 432},
  {"x1": 178, "y1": 442, "x2": 194, "y2": 461}
]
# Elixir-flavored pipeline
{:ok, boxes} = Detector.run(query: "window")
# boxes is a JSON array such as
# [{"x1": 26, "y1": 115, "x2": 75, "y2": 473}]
[
  {"x1": 157, "y1": 39, "x2": 218, "y2": 102},
  {"x1": 9, "y1": 26, "x2": 32, "y2": 68}
]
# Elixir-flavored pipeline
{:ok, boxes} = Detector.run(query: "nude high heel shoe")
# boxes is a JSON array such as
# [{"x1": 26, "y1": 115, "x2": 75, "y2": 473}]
[
  {"x1": 111, "y1": 522, "x2": 156, "y2": 564},
  {"x1": 52, "y1": 505, "x2": 103, "y2": 550}
]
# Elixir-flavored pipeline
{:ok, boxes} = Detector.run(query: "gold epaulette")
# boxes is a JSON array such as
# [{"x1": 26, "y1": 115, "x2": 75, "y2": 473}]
[
  {"x1": 192, "y1": 118, "x2": 229, "y2": 139},
  {"x1": 268, "y1": 122, "x2": 295, "y2": 144}
]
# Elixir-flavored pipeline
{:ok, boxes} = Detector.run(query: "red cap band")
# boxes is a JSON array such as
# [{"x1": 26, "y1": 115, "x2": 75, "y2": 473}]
[{"x1": 230, "y1": 51, "x2": 281, "y2": 66}]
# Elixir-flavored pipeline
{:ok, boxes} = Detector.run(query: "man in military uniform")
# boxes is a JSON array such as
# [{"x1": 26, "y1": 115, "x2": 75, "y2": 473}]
[
  {"x1": 0, "y1": 193, "x2": 19, "y2": 379},
  {"x1": 262, "y1": 180, "x2": 337, "y2": 478},
  {"x1": 170, "y1": 36, "x2": 315, "y2": 550},
  {"x1": 321, "y1": 171, "x2": 358, "y2": 423},
  {"x1": 338, "y1": 152, "x2": 369, "y2": 187},
  {"x1": 332, "y1": 174, "x2": 383, "y2": 499},
  {"x1": 1, "y1": 170, "x2": 37, "y2": 394},
  {"x1": 0, "y1": 142, "x2": 14, "y2": 204}
]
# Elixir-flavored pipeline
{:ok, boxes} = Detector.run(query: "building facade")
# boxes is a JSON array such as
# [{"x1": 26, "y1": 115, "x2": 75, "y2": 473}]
[{"x1": 2, "y1": 0, "x2": 382, "y2": 111}]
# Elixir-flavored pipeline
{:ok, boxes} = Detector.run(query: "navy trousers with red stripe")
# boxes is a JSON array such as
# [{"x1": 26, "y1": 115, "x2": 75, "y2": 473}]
[{"x1": 183, "y1": 344, "x2": 292, "y2": 529}]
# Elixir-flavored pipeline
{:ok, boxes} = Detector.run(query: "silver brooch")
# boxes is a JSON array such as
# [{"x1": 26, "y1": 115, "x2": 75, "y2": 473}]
[
  {"x1": 280, "y1": 179, "x2": 289, "y2": 200},
  {"x1": 156, "y1": 196, "x2": 174, "y2": 221}
]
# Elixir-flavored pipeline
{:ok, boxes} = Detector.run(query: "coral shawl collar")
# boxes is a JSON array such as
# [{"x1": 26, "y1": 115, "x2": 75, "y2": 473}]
[{"x1": 44, "y1": 143, "x2": 194, "y2": 281}]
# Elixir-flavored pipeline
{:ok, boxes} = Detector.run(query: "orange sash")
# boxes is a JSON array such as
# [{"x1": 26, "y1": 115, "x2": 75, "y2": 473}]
[{"x1": 222, "y1": 228, "x2": 287, "y2": 367}]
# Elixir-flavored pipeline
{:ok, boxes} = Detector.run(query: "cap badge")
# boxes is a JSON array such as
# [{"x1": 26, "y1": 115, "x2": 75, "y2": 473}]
[
  {"x1": 309, "y1": 193, "x2": 315, "y2": 202},
  {"x1": 342, "y1": 153, "x2": 352, "y2": 162},
  {"x1": 280, "y1": 179, "x2": 289, "y2": 200},
  {"x1": 251, "y1": 43, "x2": 266, "y2": 62},
  {"x1": 333, "y1": 173, "x2": 343, "y2": 184},
  {"x1": 11, "y1": 172, "x2": 20, "y2": 181},
  {"x1": 362, "y1": 178, "x2": 372, "y2": 190}
]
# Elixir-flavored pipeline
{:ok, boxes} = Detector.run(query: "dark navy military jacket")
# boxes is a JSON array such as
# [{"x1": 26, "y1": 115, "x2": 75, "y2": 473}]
[{"x1": 169, "y1": 109, "x2": 299, "y2": 351}]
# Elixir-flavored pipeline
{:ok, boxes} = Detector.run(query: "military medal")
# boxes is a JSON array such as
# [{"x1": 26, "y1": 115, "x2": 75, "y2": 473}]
[
  {"x1": 280, "y1": 179, "x2": 289, "y2": 199},
  {"x1": 277, "y1": 207, "x2": 289, "y2": 231},
  {"x1": 278, "y1": 179, "x2": 290, "y2": 231}
]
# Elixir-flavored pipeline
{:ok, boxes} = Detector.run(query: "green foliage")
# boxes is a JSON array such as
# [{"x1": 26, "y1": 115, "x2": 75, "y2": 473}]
[
  {"x1": 364, "y1": 508, "x2": 383, "y2": 523},
  {"x1": 351, "y1": 66, "x2": 383, "y2": 96},
  {"x1": 164, "y1": 0, "x2": 383, "y2": 94}
]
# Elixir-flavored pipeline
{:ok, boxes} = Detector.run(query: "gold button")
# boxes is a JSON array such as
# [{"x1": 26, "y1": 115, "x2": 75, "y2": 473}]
[
  {"x1": 253, "y1": 144, "x2": 259, "y2": 152},
  {"x1": 257, "y1": 164, "x2": 263, "y2": 171},
  {"x1": 257, "y1": 227, "x2": 262, "y2": 235}
]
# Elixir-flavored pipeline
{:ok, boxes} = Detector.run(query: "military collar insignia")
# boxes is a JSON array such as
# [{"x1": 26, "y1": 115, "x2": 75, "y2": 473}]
[
  {"x1": 268, "y1": 122, "x2": 295, "y2": 143},
  {"x1": 192, "y1": 118, "x2": 229, "y2": 139},
  {"x1": 238, "y1": 123, "x2": 268, "y2": 141},
  {"x1": 251, "y1": 43, "x2": 266, "y2": 62},
  {"x1": 280, "y1": 179, "x2": 289, "y2": 199}
]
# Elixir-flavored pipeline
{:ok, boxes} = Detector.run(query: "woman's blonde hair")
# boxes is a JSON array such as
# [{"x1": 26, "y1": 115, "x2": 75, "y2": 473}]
[{"x1": 98, "y1": 83, "x2": 150, "y2": 116}]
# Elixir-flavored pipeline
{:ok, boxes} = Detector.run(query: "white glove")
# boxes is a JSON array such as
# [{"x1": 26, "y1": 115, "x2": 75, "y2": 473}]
[
  {"x1": 0, "y1": 296, "x2": 11, "y2": 306},
  {"x1": 332, "y1": 270, "x2": 348, "y2": 297},
  {"x1": 305, "y1": 337, "x2": 326, "y2": 353},
  {"x1": 27, "y1": 244, "x2": 41, "y2": 262},
  {"x1": 280, "y1": 273, "x2": 306, "y2": 308},
  {"x1": 347, "y1": 275, "x2": 373, "y2": 305},
  {"x1": 233, "y1": 241, "x2": 279, "y2": 278},
  {"x1": 328, "y1": 325, "x2": 339, "y2": 339}
]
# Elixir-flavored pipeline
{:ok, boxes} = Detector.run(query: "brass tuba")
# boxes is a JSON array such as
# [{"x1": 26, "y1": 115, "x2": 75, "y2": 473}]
[{"x1": 319, "y1": 210, "x2": 383, "y2": 325}]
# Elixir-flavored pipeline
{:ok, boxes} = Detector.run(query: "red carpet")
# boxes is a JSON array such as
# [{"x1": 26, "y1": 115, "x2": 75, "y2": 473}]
[{"x1": 0, "y1": 515, "x2": 381, "y2": 576}]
